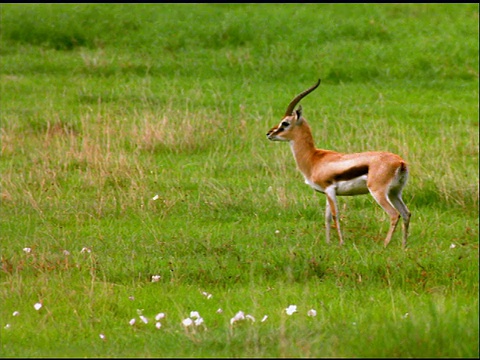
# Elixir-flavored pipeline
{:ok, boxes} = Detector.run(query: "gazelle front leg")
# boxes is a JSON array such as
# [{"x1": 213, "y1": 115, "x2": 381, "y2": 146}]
[{"x1": 325, "y1": 186, "x2": 344, "y2": 245}]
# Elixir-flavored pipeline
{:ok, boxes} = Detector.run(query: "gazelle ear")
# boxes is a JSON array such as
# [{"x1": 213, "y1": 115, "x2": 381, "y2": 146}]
[{"x1": 295, "y1": 105, "x2": 303, "y2": 123}]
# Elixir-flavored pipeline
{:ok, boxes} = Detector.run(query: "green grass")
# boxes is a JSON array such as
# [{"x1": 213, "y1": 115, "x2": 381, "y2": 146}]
[{"x1": 1, "y1": 3, "x2": 478, "y2": 358}]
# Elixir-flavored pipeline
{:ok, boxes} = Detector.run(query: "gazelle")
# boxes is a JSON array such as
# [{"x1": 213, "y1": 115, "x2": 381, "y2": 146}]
[{"x1": 266, "y1": 79, "x2": 411, "y2": 247}]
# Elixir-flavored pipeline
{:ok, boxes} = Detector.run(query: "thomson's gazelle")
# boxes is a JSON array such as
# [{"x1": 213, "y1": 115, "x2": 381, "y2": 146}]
[{"x1": 266, "y1": 79, "x2": 411, "y2": 247}]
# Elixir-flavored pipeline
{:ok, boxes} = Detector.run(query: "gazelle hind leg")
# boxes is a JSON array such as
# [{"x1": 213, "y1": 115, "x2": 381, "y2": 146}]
[
  {"x1": 325, "y1": 198, "x2": 332, "y2": 244},
  {"x1": 388, "y1": 191, "x2": 411, "y2": 248},
  {"x1": 325, "y1": 187, "x2": 344, "y2": 245},
  {"x1": 368, "y1": 188, "x2": 401, "y2": 247}
]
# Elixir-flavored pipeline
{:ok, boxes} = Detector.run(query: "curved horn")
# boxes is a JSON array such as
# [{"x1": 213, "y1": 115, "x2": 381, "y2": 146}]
[{"x1": 284, "y1": 79, "x2": 321, "y2": 116}]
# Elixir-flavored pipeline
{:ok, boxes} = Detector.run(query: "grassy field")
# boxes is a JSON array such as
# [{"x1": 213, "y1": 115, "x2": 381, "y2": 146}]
[{"x1": 0, "y1": 3, "x2": 478, "y2": 358}]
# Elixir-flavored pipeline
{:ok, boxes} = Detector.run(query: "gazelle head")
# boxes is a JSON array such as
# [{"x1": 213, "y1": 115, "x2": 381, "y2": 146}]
[{"x1": 266, "y1": 79, "x2": 321, "y2": 142}]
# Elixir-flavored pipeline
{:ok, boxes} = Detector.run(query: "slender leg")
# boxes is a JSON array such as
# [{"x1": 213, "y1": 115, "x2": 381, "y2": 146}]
[
  {"x1": 325, "y1": 186, "x2": 344, "y2": 245},
  {"x1": 325, "y1": 198, "x2": 332, "y2": 243},
  {"x1": 368, "y1": 188, "x2": 401, "y2": 247},
  {"x1": 388, "y1": 191, "x2": 411, "y2": 248}
]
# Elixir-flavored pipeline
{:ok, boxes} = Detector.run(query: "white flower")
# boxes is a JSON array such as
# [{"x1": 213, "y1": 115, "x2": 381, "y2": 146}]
[
  {"x1": 194, "y1": 317, "x2": 204, "y2": 326},
  {"x1": 190, "y1": 311, "x2": 200, "y2": 319},
  {"x1": 275, "y1": 230, "x2": 280, "y2": 234},
  {"x1": 230, "y1": 311, "x2": 245, "y2": 325},
  {"x1": 285, "y1": 305, "x2": 297, "y2": 315},
  {"x1": 99, "y1": 333, "x2": 106, "y2": 340},
  {"x1": 450, "y1": 243, "x2": 456, "y2": 249},
  {"x1": 182, "y1": 318, "x2": 193, "y2": 327},
  {"x1": 4, "y1": 324, "x2": 11, "y2": 329},
  {"x1": 229, "y1": 311, "x2": 255, "y2": 325},
  {"x1": 201, "y1": 291, "x2": 213, "y2": 299},
  {"x1": 261, "y1": 315, "x2": 268, "y2": 322},
  {"x1": 307, "y1": 309, "x2": 317, "y2": 317},
  {"x1": 155, "y1": 313, "x2": 165, "y2": 321},
  {"x1": 129, "y1": 318, "x2": 136, "y2": 326},
  {"x1": 34, "y1": 302, "x2": 42, "y2": 311},
  {"x1": 155, "y1": 322, "x2": 162, "y2": 329},
  {"x1": 12, "y1": 311, "x2": 20, "y2": 317},
  {"x1": 139, "y1": 315, "x2": 148, "y2": 324},
  {"x1": 23, "y1": 247, "x2": 32, "y2": 254},
  {"x1": 216, "y1": 308, "x2": 223, "y2": 314},
  {"x1": 152, "y1": 194, "x2": 159, "y2": 201},
  {"x1": 80, "y1": 247, "x2": 91, "y2": 253},
  {"x1": 151, "y1": 275, "x2": 161, "y2": 282}
]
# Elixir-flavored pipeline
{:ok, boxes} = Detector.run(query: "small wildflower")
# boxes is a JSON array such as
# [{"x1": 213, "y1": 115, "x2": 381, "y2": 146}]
[
  {"x1": 261, "y1": 315, "x2": 268, "y2": 322},
  {"x1": 155, "y1": 313, "x2": 165, "y2": 321},
  {"x1": 155, "y1": 322, "x2": 162, "y2": 329},
  {"x1": 201, "y1": 291, "x2": 213, "y2": 299},
  {"x1": 285, "y1": 305, "x2": 297, "y2": 316},
  {"x1": 275, "y1": 230, "x2": 280, "y2": 234},
  {"x1": 151, "y1": 275, "x2": 161, "y2": 282},
  {"x1": 307, "y1": 309, "x2": 317, "y2": 317},
  {"x1": 194, "y1": 317, "x2": 204, "y2": 326},
  {"x1": 139, "y1": 315, "x2": 148, "y2": 324},
  {"x1": 80, "y1": 247, "x2": 91, "y2": 253},
  {"x1": 99, "y1": 333, "x2": 106, "y2": 340},
  {"x1": 216, "y1": 308, "x2": 223, "y2": 314},
  {"x1": 34, "y1": 302, "x2": 42, "y2": 311},
  {"x1": 23, "y1": 247, "x2": 32, "y2": 254},
  {"x1": 230, "y1": 311, "x2": 245, "y2": 325},
  {"x1": 182, "y1": 318, "x2": 193, "y2": 327},
  {"x1": 450, "y1": 243, "x2": 456, "y2": 249},
  {"x1": 152, "y1": 194, "x2": 159, "y2": 201},
  {"x1": 129, "y1": 318, "x2": 136, "y2": 326},
  {"x1": 190, "y1": 311, "x2": 200, "y2": 319},
  {"x1": 12, "y1": 311, "x2": 20, "y2": 317},
  {"x1": 4, "y1": 324, "x2": 11, "y2": 329}
]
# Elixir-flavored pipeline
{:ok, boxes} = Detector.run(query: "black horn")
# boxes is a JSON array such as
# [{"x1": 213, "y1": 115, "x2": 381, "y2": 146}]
[{"x1": 284, "y1": 79, "x2": 321, "y2": 116}]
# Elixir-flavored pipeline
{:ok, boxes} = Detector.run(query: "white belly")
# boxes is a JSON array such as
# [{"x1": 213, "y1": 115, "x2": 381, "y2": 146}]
[
  {"x1": 336, "y1": 175, "x2": 369, "y2": 195},
  {"x1": 305, "y1": 175, "x2": 369, "y2": 196}
]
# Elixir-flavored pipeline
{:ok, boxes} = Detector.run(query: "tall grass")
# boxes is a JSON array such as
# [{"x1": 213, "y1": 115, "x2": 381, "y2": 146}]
[{"x1": 1, "y1": 3, "x2": 478, "y2": 358}]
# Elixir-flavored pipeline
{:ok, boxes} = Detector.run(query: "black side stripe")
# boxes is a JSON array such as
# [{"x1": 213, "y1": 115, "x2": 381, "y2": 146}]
[{"x1": 333, "y1": 165, "x2": 369, "y2": 182}]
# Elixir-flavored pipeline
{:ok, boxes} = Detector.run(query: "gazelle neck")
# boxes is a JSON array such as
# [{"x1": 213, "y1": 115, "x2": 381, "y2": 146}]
[{"x1": 288, "y1": 120, "x2": 318, "y2": 178}]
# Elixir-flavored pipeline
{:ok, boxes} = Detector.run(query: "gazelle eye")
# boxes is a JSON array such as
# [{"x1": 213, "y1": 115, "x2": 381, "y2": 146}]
[{"x1": 281, "y1": 121, "x2": 290, "y2": 127}]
